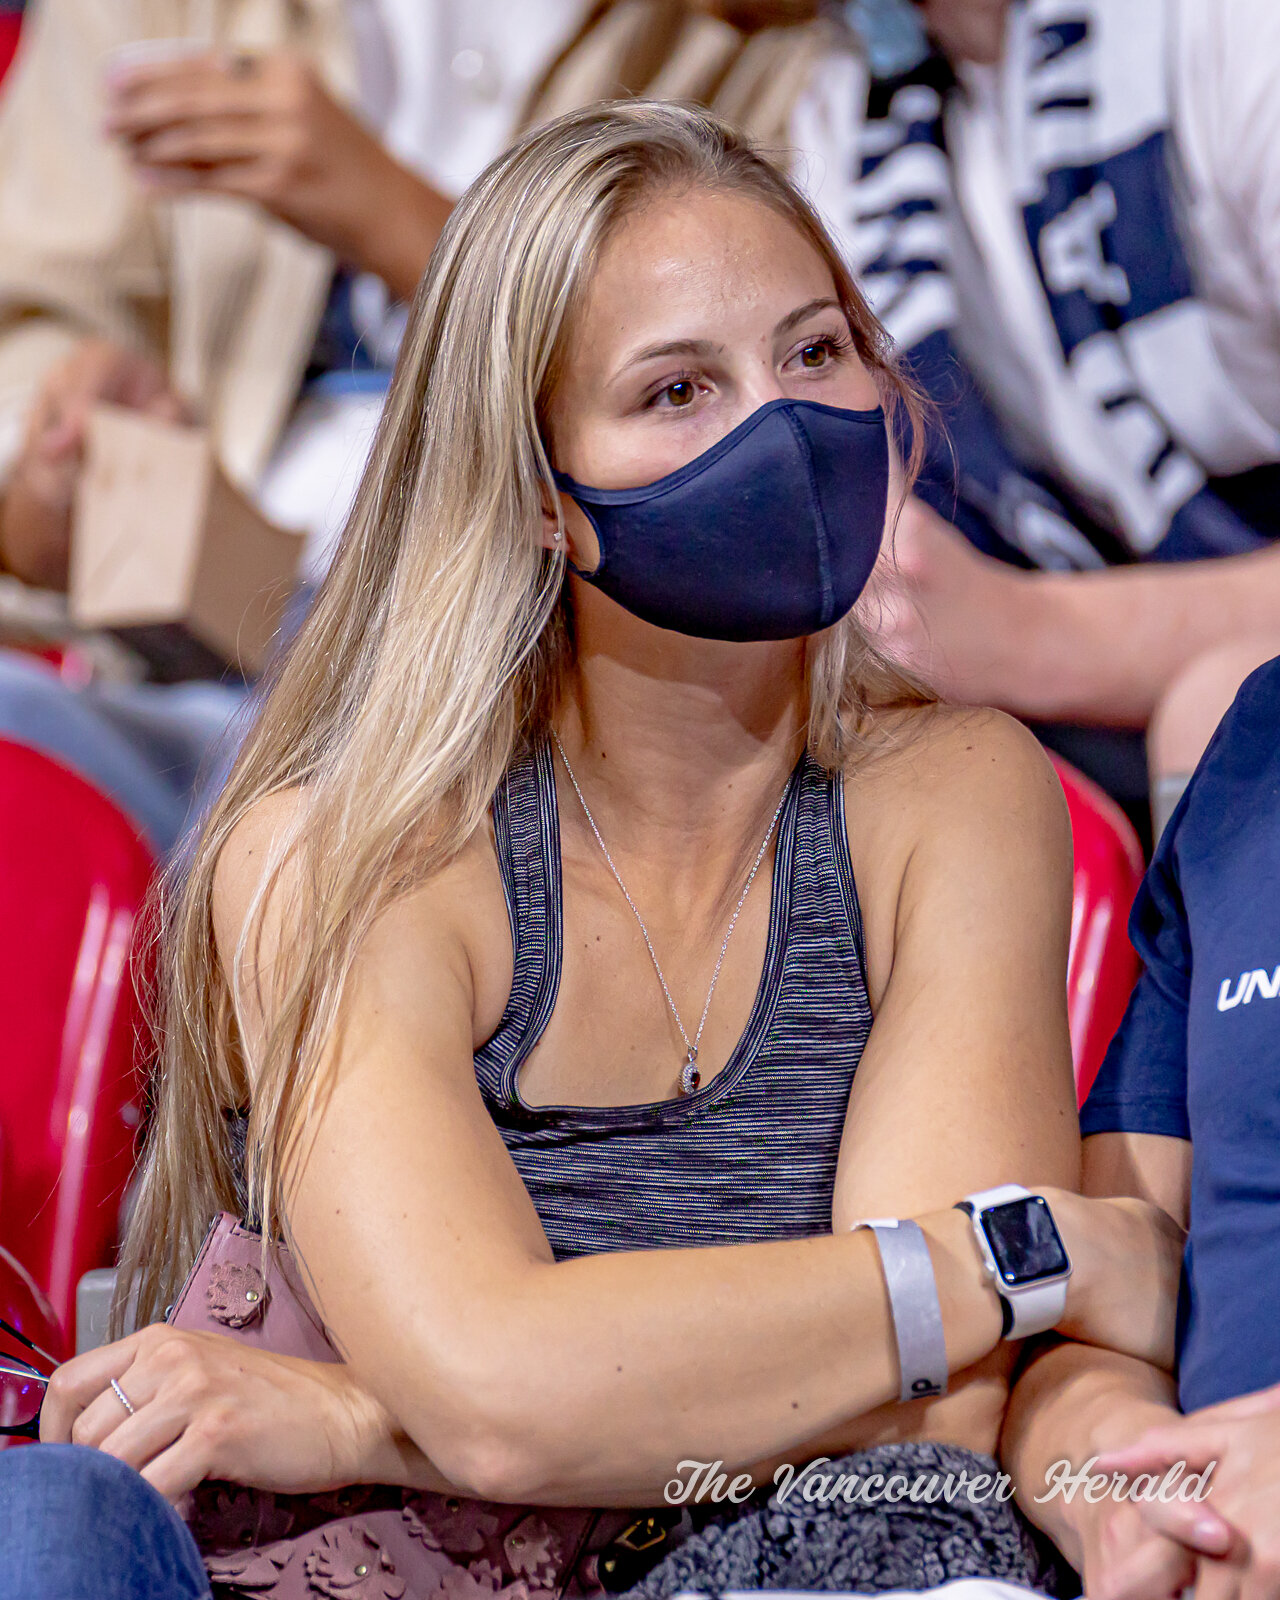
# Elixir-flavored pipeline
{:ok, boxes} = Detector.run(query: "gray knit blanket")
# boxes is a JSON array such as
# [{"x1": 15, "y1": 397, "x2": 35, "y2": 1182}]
[{"x1": 620, "y1": 1443, "x2": 1067, "y2": 1600}]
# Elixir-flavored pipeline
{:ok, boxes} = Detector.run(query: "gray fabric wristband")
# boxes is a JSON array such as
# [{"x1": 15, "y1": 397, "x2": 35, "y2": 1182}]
[{"x1": 852, "y1": 1218, "x2": 949, "y2": 1403}]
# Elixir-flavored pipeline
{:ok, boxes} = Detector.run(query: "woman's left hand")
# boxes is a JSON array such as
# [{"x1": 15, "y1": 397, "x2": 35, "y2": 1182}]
[{"x1": 40, "y1": 1323, "x2": 391, "y2": 1503}]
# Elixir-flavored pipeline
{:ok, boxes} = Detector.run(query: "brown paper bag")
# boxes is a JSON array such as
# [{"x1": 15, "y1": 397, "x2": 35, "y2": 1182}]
[{"x1": 70, "y1": 404, "x2": 303, "y2": 678}]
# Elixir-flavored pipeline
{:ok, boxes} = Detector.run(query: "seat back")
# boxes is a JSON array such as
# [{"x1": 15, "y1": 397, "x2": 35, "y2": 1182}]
[
  {"x1": 1052, "y1": 757, "x2": 1144, "y2": 1105},
  {"x1": 0, "y1": 740, "x2": 156, "y2": 1339},
  {"x1": 0, "y1": 1, "x2": 21, "y2": 85}
]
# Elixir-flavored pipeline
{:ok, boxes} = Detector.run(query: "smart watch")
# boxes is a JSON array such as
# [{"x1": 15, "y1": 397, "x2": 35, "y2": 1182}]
[{"x1": 954, "y1": 1184, "x2": 1072, "y2": 1339}]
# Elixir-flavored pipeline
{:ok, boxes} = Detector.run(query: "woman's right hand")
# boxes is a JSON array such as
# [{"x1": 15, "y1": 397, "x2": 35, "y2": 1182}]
[
  {"x1": 1045, "y1": 1188, "x2": 1184, "y2": 1371},
  {"x1": 42, "y1": 1323, "x2": 442, "y2": 1503}
]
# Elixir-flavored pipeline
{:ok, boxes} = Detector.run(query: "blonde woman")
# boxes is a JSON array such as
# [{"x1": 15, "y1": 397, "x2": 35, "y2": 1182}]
[{"x1": 2, "y1": 103, "x2": 1178, "y2": 1600}]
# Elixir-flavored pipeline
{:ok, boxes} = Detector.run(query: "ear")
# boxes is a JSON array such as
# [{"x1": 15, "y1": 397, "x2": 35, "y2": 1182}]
[
  {"x1": 538, "y1": 476, "x2": 601, "y2": 571},
  {"x1": 538, "y1": 477, "x2": 567, "y2": 555}
]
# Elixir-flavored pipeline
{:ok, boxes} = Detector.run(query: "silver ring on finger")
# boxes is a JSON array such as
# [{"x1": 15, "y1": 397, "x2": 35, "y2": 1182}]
[{"x1": 110, "y1": 1377, "x2": 136, "y2": 1416}]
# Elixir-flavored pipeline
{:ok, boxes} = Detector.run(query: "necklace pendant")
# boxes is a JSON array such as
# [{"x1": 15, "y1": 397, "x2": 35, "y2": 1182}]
[{"x1": 680, "y1": 1051, "x2": 701, "y2": 1096}]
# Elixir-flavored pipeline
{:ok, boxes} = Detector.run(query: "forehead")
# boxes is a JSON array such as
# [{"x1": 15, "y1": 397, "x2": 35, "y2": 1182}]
[{"x1": 565, "y1": 187, "x2": 839, "y2": 371}]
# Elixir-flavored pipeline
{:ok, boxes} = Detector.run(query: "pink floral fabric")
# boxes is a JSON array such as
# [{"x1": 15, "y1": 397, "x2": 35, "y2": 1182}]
[
  {"x1": 192, "y1": 1482, "x2": 613, "y2": 1600},
  {"x1": 403, "y1": 1497, "x2": 502, "y2": 1555},
  {"x1": 303, "y1": 1526, "x2": 406, "y2": 1599},
  {"x1": 205, "y1": 1261, "x2": 270, "y2": 1329}
]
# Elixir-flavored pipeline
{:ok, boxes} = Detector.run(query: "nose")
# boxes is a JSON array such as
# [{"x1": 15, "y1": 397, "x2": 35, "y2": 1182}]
[
  {"x1": 740, "y1": 368, "x2": 790, "y2": 413},
  {"x1": 718, "y1": 368, "x2": 791, "y2": 440}
]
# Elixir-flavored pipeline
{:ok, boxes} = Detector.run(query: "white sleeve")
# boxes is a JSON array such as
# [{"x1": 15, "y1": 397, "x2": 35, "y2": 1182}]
[{"x1": 1173, "y1": 0, "x2": 1280, "y2": 435}]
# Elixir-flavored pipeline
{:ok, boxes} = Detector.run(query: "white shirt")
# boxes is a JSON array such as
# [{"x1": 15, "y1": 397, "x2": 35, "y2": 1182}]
[
  {"x1": 796, "y1": 0, "x2": 1280, "y2": 561},
  {"x1": 1171, "y1": 0, "x2": 1280, "y2": 441}
]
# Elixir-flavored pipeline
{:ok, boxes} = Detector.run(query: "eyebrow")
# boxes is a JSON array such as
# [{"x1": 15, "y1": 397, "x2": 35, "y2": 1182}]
[
  {"x1": 618, "y1": 336, "x2": 722, "y2": 371},
  {"x1": 775, "y1": 296, "x2": 844, "y2": 338},
  {"x1": 613, "y1": 296, "x2": 847, "y2": 381}
]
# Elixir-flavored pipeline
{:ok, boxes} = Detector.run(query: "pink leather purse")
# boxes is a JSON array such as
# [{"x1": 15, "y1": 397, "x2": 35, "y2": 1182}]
[{"x1": 167, "y1": 1213, "x2": 642, "y2": 1600}]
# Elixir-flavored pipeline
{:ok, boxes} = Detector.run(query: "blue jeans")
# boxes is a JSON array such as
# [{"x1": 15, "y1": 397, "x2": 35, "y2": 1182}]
[
  {"x1": 0, "y1": 1443, "x2": 212, "y2": 1599},
  {"x1": 0, "y1": 651, "x2": 251, "y2": 857}
]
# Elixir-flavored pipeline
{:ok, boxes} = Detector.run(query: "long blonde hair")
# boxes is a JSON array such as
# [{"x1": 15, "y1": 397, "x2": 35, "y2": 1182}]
[{"x1": 117, "y1": 100, "x2": 931, "y2": 1329}]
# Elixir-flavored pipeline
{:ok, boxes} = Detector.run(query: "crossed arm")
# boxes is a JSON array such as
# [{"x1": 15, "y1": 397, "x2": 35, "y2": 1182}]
[
  {"x1": 41, "y1": 714, "x2": 1172, "y2": 1506},
  {"x1": 264, "y1": 714, "x2": 1096, "y2": 1503}
]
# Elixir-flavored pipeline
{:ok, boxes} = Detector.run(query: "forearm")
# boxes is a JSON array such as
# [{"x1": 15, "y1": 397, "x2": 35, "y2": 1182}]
[
  {"x1": 344, "y1": 1369, "x2": 465, "y2": 1494},
  {"x1": 357, "y1": 1312, "x2": 1011, "y2": 1507},
  {"x1": 1001, "y1": 1340, "x2": 1178, "y2": 1567},
  {"x1": 1013, "y1": 544, "x2": 1280, "y2": 726},
  {"x1": 323, "y1": 155, "x2": 452, "y2": 303},
  {"x1": 745, "y1": 1346, "x2": 1015, "y2": 1484},
  {"x1": 391, "y1": 1209, "x2": 1005, "y2": 1506}
]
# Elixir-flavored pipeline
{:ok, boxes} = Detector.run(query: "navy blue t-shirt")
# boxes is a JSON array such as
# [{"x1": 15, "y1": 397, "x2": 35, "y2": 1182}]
[{"x1": 1082, "y1": 655, "x2": 1280, "y2": 1412}]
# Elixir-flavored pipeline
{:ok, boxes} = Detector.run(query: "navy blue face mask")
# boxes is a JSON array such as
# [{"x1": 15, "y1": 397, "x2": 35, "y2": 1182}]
[{"x1": 552, "y1": 397, "x2": 890, "y2": 642}]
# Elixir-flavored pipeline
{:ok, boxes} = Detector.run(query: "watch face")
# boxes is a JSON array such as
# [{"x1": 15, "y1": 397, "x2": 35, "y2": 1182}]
[{"x1": 979, "y1": 1196, "x2": 1070, "y2": 1286}]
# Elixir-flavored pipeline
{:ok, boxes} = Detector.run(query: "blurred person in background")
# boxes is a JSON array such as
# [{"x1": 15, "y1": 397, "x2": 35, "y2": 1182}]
[
  {"x1": 1002, "y1": 652, "x2": 1280, "y2": 1600},
  {"x1": 827, "y1": 0, "x2": 1280, "y2": 845},
  {"x1": 0, "y1": 0, "x2": 850, "y2": 854}
]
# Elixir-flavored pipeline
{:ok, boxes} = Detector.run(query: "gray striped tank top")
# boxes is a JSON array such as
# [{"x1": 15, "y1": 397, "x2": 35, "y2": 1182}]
[{"x1": 475, "y1": 740, "x2": 873, "y2": 1259}]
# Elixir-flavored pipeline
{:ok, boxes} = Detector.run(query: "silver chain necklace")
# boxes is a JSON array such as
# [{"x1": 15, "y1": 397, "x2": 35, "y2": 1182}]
[{"x1": 551, "y1": 730, "x2": 789, "y2": 1096}]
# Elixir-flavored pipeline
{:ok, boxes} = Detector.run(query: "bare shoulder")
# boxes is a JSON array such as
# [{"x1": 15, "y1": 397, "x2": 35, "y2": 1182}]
[
  {"x1": 211, "y1": 786, "x2": 503, "y2": 957},
  {"x1": 843, "y1": 706, "x2": 1072, "y2": 1003},
  {"x1": 846, "y1": 702, "x2": 1070, "y2": 846},
  {"x1": 211, "y1": 786, "x2": 309, "y2": 973},
  {"x1": 211, "y1": 787, "x2": 512, "y2": 1050}
]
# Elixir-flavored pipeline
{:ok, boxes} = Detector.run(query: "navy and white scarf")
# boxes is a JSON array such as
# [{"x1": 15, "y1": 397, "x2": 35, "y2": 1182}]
[{"x1": 849, "y1": 0, "x2": 1280, "y2": 570}]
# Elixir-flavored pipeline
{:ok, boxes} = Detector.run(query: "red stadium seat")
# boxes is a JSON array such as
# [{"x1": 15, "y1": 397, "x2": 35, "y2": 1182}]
[
  {"x1": 1052, "y1": 757, "x2": 1144, "y2": 1105},
  {"x1": 0, "y1": 739, "x2": 155, "y2": 1343},
  {"x1": 0, "y1": 6, "x2": 20, "y2": 86},
  {"x1": 0, "y1": 1242, "x2": 65, "y2": 1361}
]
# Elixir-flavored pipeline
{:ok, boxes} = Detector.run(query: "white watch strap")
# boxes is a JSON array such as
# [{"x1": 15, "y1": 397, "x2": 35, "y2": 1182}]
[
  {"x1": 958, "y1": 1184, "x2": 1069, "y2": 1340},
  {"x1": 999, "y1": 1276, "x2": 1068, "y2": 1339},
  {"x1": 963, "y1": 1184, "x2": 1032, "y2": 1209},
  {"x1": 852, "y1": 1218, "x2": 948, "y2": 1402}
]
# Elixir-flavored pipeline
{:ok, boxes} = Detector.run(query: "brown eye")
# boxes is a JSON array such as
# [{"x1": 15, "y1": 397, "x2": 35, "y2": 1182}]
[
  {"x1": 663, "y1": 379, "x2": 696, "y2": 407},
  {"x1": 800, "y1": 342, "x2": 829, "y2": 368}
]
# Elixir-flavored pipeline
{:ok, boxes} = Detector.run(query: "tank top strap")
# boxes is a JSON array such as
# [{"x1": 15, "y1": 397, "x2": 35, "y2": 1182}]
[
  {"x1": 797, "y1": 747, "x2": 869, "y2": 986},
  {"x1": 474, "y1": 740, "x2": 563, "y2": 1103}
]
